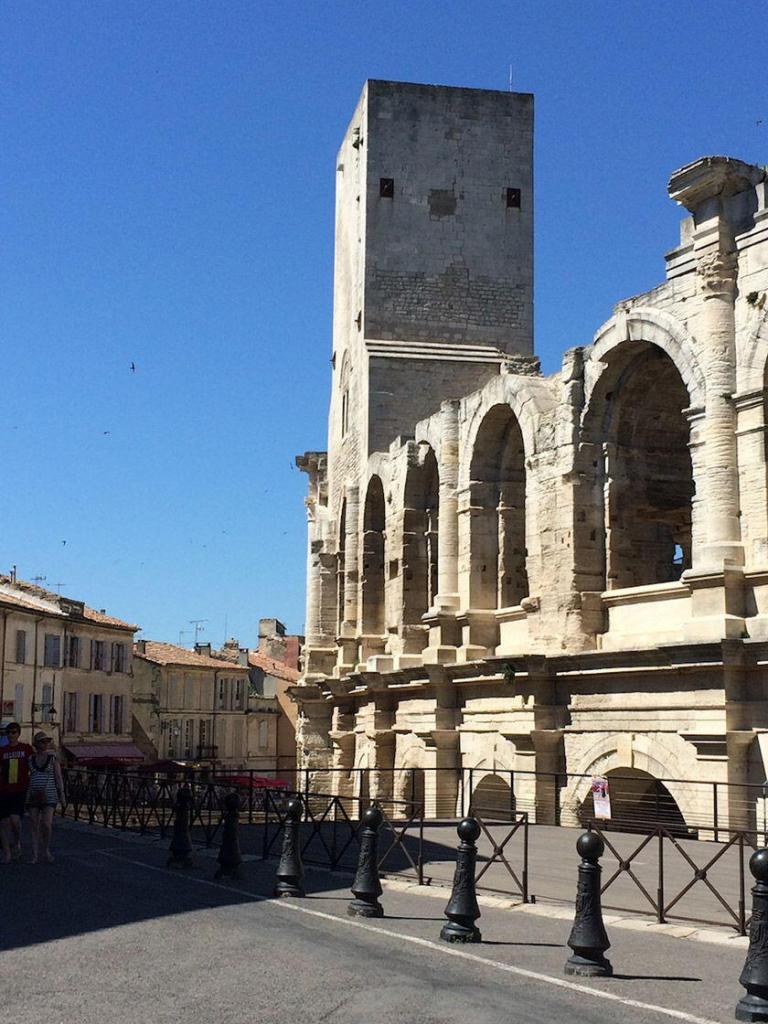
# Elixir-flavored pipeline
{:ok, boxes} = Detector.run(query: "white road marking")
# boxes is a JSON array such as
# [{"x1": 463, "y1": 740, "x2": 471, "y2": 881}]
[{"x1": 96, "y1": 851, "x2": 723, "y2": 1024}]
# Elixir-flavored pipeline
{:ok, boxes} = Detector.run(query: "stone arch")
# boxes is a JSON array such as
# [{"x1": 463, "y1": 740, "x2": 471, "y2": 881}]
[
  {"x1": 575, "y1": 767, "x2": 689, "y2": 833},
  {"x1": 588, "y1": 307, "x2": 705, "y2": 410},
  {"x1": 361, "y1": 476, "x2": 386, "y2": 635},
  {"x1": 402, "y1": 444, "x2": 439, "y2": 628},
  {"x1": 579, "y1": 337, "x2": 696, "y2": 591},
  {"x1": 460, "y1": 374, "x2": 554, "y2": 491},
  {"x1": 394, "y1": 739, "x2": 427, "y2": 813},
  {"x1": 467, "y1": 404, "x2": 528, "y2": 609},
  {"x1": 470, "y1": 772, "x2": 515, "y2": 820},
  {"x1": 563, "y1": 735, "x2": 699, "y2": 828}
]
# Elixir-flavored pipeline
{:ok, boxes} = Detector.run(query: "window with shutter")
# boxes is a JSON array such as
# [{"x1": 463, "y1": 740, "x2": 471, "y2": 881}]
[
  {"x1": 15, "y1": 630, "x2": 26, "y2": 664},
  {"x1": 44, "y1": 634, "x2": 61, "y2": 668},
  {"x1": 63, "y1": 692, "x2": 78, "y2": 733},
  {"x1": 41, "y1": 683, "x2": 53, "y2": 723}
]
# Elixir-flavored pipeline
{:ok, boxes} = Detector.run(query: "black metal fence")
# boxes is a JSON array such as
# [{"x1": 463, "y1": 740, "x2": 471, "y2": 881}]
[
  {"x1": 58, "y1": 764, "x2": 763, "y2": 933},
  {"x1": 293, "y1": 765, "x2": 768, "y2": 842}
]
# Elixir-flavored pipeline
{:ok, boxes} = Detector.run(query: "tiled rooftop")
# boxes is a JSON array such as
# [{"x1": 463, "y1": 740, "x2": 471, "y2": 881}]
[
  {"x1": 0, "y1": 576, "x2": 138, "y2": 632},
  {"x1": 134, "y1": 640, "x2": 250, "y2": 671}
]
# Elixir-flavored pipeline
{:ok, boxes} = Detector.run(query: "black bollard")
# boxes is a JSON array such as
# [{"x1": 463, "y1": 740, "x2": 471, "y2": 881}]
[
  {"x1": 440, "y1": 817, "x2": 482, "y2": 943},
  {"x1": 348, "y1": 805, "x2": 384, "y2": 918},
  {"x1": 736, "y1": 848, "x2": 768, "y2": 1022},
  {"x1": 215, "y1": 791, "x2": 243, "y2": 880},
  {"x1": 167, "y1": 785, "x2": 194, "y2": 869},
  {"x1": 565, "y1": 831, "x2": 613, "y2": 977},
  {"x1": 274, "y1": 796, "x2": 305, "y2": 897}
]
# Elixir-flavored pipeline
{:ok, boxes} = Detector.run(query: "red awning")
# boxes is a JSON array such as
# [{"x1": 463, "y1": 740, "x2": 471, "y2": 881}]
[{"x1": 64, "y1": 743, "x2": 146, "y2": 763}]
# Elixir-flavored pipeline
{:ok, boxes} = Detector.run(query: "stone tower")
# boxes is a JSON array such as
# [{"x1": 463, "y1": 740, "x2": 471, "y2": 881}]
[{"x1": 329, "y1": 80, "x2": 535, "y2": 497}]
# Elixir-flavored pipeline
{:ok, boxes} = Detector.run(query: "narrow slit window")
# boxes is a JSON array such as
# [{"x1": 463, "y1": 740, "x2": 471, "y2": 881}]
[
  {"x1": 506, "y1": 187, "x2": 521, "y2": 208},
  {"x1": 379, "y1": 177, "x2": 394, "y2": 198}
]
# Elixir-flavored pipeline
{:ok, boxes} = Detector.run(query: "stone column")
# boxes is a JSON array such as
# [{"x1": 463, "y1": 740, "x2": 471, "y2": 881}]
[
  {"x1": 436, "y1": 399, "x2": 460, "y2": 609},
  {"x1": 342, "y1": 483, "x2": 360, "y2": 629},
  {"x1": 337, "y1": 484, "x2": 360, "y2": 674},
  {"x1": 695, "y1": 244, "x2": 743, "y2": 569},
  {"x1": 668, "y1": 157, "x2": 765, "y2": 643},
  {"x1": 304, "y1": 547, "x2": 339, "y2": 678},
  {"x1": 668, "y1": 157, "x2": 764, "y2": 571},
  {"x1": 423, "y1": 399, "x2": 461, "y2": 663}
]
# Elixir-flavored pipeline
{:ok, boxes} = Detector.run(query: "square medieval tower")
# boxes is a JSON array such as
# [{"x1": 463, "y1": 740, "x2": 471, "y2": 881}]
[{"x1": 328, "y1": 80, "x2": 534, "y2": 509}]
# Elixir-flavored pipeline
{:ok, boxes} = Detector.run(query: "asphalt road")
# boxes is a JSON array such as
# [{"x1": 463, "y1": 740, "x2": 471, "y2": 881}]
[{"x1": 0, "y1": 820, "x2": 750, "y2": 1024}]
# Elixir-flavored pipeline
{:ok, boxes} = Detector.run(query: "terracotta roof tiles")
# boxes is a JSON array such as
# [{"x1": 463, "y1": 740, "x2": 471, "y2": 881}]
[{"x1": 135, "y1": 640, "x2": 250, "y2": 672}]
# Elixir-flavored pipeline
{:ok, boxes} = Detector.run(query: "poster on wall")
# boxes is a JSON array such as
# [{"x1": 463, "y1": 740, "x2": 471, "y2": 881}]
[
  {"x1": 1, "y1": 701, "x2": 14, "y2": 717},
  {"x1": 591, "y1": 776, "x2": 612, "y2": 819}
]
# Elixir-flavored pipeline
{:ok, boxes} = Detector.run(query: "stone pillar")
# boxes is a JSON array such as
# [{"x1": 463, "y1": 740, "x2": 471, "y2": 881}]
[
  {"x1": 337, "y1": 484, "x2": 360, "y2": 674},
  {"x1": 342, "y1": 484, "x2": 360, "y2": 629},
  {"x1": 668, "y1": 157, "x2": 763, "y2": 571},
  {"x1": 304, "y1": 547, "x2": 339, "y2": 678},
  {"x1": 668, "y1": 158, "x2": 765, "y2": 643},
  {"x1": 437, "y1": 399, "x2": 460, "y2": 609},
  {"x1": 695, "y1": 244, "x2": 743, "y2": 569},
  {"x1": 295, "y1": 692, "x2": 333, "y2": 790}
]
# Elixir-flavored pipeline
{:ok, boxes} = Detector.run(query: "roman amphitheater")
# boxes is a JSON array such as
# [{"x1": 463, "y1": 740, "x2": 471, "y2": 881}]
[{"x1": 294, "y1": 80, "x2": 768, "y2": 833}]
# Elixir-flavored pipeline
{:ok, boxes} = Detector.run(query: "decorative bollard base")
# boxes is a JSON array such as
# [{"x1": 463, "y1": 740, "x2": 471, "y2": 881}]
[
  {"x1": 275, "y1": 881, "x2": 304, "y2": 898},
  {"x1": 348, "y1": 897, "x2": 383, "y2": 919},
  {"x1": 565, "y1": 952, "x2": 613, "y2": 978},
  {"x1": 736, "y1": 992, "x2": 768, "y2": 1022},
  {"x1": 440, "y1": 921, "x2": 482, "y2": 944}
]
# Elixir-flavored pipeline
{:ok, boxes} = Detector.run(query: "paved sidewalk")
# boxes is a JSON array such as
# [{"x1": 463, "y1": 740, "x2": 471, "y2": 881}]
[{"x1": 0, "y1": 818, "x2": 751, "y2": 1023}]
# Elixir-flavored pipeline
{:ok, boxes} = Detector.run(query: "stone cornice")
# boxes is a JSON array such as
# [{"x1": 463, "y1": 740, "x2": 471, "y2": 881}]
[{"x1": 668, "y1": 156, "x2": 765, "y2": 211}]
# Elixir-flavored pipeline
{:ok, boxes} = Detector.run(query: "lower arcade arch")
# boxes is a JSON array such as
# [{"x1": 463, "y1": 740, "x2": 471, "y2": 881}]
[
  {"x1": 577, "y1": 767, "x2": 689, "y2": 835},
  {"x1": 470, "y1": 772, "x2": 516, "y2": 820}
]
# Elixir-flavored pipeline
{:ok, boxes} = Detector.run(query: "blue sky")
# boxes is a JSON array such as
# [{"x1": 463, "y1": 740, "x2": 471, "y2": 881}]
[{"x1": 2, "y1": 1, "x2": 766, "y2": 646}]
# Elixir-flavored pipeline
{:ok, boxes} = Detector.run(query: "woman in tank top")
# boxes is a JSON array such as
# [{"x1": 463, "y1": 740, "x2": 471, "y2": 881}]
[{"x1": 26, "y1": 732, "x2": 65, "y2": 863}]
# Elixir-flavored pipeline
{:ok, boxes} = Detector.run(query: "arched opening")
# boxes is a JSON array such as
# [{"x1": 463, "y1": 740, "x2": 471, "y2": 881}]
[
  {"x1": 578, "y1": 767, "x2": 690, "y2": 836},
  {"x1": 361, "y1": 477, "x2": 386, "y2": 635},
  {"x1": 402, "y1": 447, "x2": 439, "y2": 625},
  {"x1": 471, "y1": 772, "x2": 515, "y2": 820},
  {"x1": 582, "y1": 342, "x2": 694, "y2": 590},
  {"x1": 336, "y1": 499, "x2": 346, "y2": 636},
  {"x1": 396, "y1": 767, "x2": 425, "y2": 815},
  {"x1": 469, "y1": 405, "x2": 528, "y2": 608}
]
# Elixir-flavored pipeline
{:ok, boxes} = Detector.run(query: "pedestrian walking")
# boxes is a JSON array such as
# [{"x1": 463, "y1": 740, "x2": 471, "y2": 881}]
[
  {"x1": 26, "y1": 732, "x2": 65, "y2": 864},
  {"x1": 0, "y1": 722, "x2": 33, "y2": 863}
]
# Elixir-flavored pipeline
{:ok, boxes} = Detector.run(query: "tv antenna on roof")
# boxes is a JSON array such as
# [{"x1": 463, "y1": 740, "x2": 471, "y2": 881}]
[
  {"x1": 31, "y1": 574, "x2": 47, "y2": 584},
  {"x1": 189, "y1": 619, "x2": 208, "y2": 644}
]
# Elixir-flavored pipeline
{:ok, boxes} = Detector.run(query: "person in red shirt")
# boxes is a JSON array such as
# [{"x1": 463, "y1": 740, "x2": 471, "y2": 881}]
[{"x1": 0, "y1": 722, "x2": 34, "y2": 863}]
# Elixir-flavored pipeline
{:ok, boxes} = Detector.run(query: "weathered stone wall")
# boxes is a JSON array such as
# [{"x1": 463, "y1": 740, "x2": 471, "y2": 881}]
[
  {"x1": 364, "y1": 81, "x2": 533, "y2": 352},
  {"x1": 296, "y1": 80, "x2": 768, "y2": 820}
]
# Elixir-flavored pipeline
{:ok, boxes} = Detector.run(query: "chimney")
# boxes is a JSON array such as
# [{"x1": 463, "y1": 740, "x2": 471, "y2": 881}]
[
  {"x1": 135, "y1": 640, "x2": 147, "y2": 655},
  {"x1": 195, "y1": 642, "x2": 212, "y2": 657},
  {"x1": 259, "y1": 617, "x2": 285, "y2": 639}
]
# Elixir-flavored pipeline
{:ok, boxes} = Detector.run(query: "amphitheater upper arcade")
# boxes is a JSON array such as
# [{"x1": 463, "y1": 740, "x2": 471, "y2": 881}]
[{"x1": 295, "y1": 122, "x2": 768, "y2": 826}]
